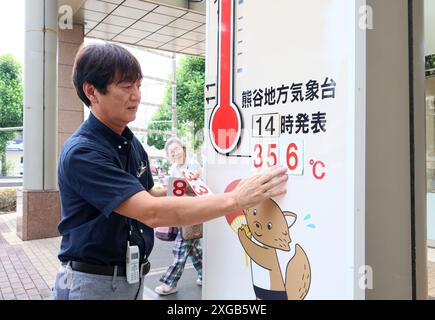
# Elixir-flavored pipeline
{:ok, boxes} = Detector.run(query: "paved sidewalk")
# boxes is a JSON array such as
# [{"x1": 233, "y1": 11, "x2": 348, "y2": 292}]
[
  {"x1": 428, "y1": 249, "x2": 435, "y2": 296},
  {"x1": 429, "y1": 265, "x2": 435, "y2": 298},
  {"x1": 0, "y1": 213, "x2": 58, "y2": 300},
  {"x1": 0, "y1": 212, "x2": 200, "y2": 300}
]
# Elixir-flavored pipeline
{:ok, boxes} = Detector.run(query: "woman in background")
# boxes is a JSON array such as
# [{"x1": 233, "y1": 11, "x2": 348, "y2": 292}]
[{"x1": 155, "y1": 137, "x2": 203, "y2": 295}]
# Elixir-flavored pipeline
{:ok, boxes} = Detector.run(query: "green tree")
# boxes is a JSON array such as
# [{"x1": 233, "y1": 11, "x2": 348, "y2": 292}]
[
  {"x1": 0, "y1": 54, "x2": 23, "y2": 176},
  {"x1": 147, "y1": 106, "x2": 172, "y2": 150},
  {"x1": 147, "y1": 55, "x2": 205, "y2": 150}
]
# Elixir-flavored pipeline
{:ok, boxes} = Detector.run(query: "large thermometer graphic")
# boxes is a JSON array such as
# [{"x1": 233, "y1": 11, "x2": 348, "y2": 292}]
[{"x1": 209, "y1": 0, "x2": 243, "y2": 155}]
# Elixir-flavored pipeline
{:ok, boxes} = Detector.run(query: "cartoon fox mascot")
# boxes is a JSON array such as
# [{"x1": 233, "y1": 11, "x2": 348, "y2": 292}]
[{"x1": 238, "y1": 199, "x2": 311, "y2": 300}]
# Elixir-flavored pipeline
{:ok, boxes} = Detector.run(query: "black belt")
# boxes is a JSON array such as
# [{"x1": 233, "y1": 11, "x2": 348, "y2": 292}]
[{"x1": 62, "y1": 260, "x2": 150, "y2": 278}]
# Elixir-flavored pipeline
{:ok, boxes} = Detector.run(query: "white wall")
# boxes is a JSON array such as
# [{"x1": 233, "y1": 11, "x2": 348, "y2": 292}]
[{"x1": 425, "y1": 0, "x2": 435, "y2": 55}]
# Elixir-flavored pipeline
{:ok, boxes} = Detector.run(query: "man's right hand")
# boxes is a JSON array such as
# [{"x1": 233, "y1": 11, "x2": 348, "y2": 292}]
[
  {"x1": 116, "y1": 165, "x2": 288, "y2": 228},
  {"x1": 231, "y1": 165, "x2": 288, "y2": 210}
]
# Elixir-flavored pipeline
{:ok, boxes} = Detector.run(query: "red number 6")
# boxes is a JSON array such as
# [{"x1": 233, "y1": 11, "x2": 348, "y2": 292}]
[{"x1": 286, "y1": 143, "x2": 298, "y2": 171}]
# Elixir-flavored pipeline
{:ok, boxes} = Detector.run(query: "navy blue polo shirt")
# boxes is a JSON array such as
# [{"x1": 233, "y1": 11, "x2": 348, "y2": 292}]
[{"x1": 57, "y1": 112, "x2": 154, "y2": 266}]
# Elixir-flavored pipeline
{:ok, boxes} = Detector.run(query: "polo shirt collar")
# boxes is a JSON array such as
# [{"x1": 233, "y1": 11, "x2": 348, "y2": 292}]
[{"x1": 87, "y1": 112, "x2": 134, "y2": 150}]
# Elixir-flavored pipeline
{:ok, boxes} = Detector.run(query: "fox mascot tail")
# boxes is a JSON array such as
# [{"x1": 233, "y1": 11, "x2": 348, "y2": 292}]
[{"x1": 285, "y1": 244, "x2": 311, "y2": 300}]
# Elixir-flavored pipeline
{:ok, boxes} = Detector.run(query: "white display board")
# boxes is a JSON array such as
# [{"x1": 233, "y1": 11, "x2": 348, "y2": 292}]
[{"x1": 203, "y1": 0, "x2": 365, "y2": 300}]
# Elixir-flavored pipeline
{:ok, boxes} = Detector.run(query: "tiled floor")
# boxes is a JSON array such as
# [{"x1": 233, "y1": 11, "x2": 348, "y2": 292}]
[
  {"x1": 428, "y1": 260, "x2": 435, "y2": 296},
  {"x1": 426, "y1": 244, "x2": 435, "y2": 296},
  {"x1": 1, "y1": 211, "x2": 435, "y2": 300},
  {"x1": 0, "y1": 213, "x2": 57, "y2": 300}
]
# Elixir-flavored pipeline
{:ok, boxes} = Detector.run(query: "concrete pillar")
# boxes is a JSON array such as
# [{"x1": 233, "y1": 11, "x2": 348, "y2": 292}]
[
  {"x1": 155, "y1": 0, "x2": 188, "y2": 9},
  {"x1": 18, "y1": 0, "x2": 60, "y2": 240},
  {"x1": 189, "y1": 0, "x2": 205, "y2": 12},
  {"x1": 365, "y1": 0, "x2": 427, "y2": 299},
  {"x1": 58, "y1": 23, "x2": 84, "y2": 154},
  {"x1": 23, "y1": 0, "x2": 58, "y2": 190},
  {"x1": 19, "y1": 0, "x2": 84, "y2": 241}
]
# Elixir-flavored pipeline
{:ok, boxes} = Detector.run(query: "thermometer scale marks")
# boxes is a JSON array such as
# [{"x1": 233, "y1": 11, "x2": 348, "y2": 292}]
[{"x1": 209, "y1": 0, "x2": 243, "y2": 155}]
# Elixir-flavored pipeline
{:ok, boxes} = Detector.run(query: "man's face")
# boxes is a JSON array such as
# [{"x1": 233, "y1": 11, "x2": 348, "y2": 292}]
[{"x1": 95, "y1": 79, "x2": 142, "y2": 127}]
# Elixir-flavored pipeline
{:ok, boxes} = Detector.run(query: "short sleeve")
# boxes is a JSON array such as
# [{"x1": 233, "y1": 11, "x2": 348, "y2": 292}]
[
  {"x1": 62, "y1": 145, "x2": 145, "y2": 217},
  {"x1": 139, "y1": 146, "x2": 154, "y2": 191}
]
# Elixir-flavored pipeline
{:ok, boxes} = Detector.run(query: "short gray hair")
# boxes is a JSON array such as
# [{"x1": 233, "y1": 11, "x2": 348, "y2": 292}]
[{"x1": 164, "y1": 136, "x2": 186, "y2": 157}]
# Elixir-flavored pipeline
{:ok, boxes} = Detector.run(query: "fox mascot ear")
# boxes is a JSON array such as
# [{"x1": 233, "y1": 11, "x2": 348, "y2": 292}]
[{"x1": 284, "y1": 211, "x2": 297, "y2": 228}]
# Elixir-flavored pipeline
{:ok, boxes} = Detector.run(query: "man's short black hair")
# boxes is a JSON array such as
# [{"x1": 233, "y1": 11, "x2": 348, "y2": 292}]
[{"x1": 72, "y1": 43, "x2": 143, "y2": 107}]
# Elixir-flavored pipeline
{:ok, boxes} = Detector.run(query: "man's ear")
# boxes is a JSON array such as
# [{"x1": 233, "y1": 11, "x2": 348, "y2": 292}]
[
  {"x1": 82, "y1": 82, "x2": 99, "y2": 105},
  {"x1": 284, "y1": 211, "x2": 297, "y2": 227}
]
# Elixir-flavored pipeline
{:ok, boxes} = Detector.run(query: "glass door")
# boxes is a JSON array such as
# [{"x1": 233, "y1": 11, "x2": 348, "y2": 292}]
[
  {"x1": 426, "y1": 73, "x2": 435, "y2": 248},
  {"x1": 424, "y1": 0, "x2": 435, "y2": 297},
  {"x1": 426, "y1": 67, "x2": 435, "y2": 298}
]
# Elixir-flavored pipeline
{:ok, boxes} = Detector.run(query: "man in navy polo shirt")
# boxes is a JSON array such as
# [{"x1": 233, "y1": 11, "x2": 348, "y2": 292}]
[{"x1": 52, "y1": 43, "x2": 288, "y2": 300}]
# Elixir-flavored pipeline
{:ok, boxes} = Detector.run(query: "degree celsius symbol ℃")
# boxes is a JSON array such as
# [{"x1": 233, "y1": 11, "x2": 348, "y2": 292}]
[{"x1": 309, "y1": 159, "x2": 326, "y2": 180}]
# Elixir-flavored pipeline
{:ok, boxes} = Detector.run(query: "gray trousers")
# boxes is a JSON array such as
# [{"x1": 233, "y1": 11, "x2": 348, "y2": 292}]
[{"x1": 52, "y1": 264, "x2": 144, "y2": 300}]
